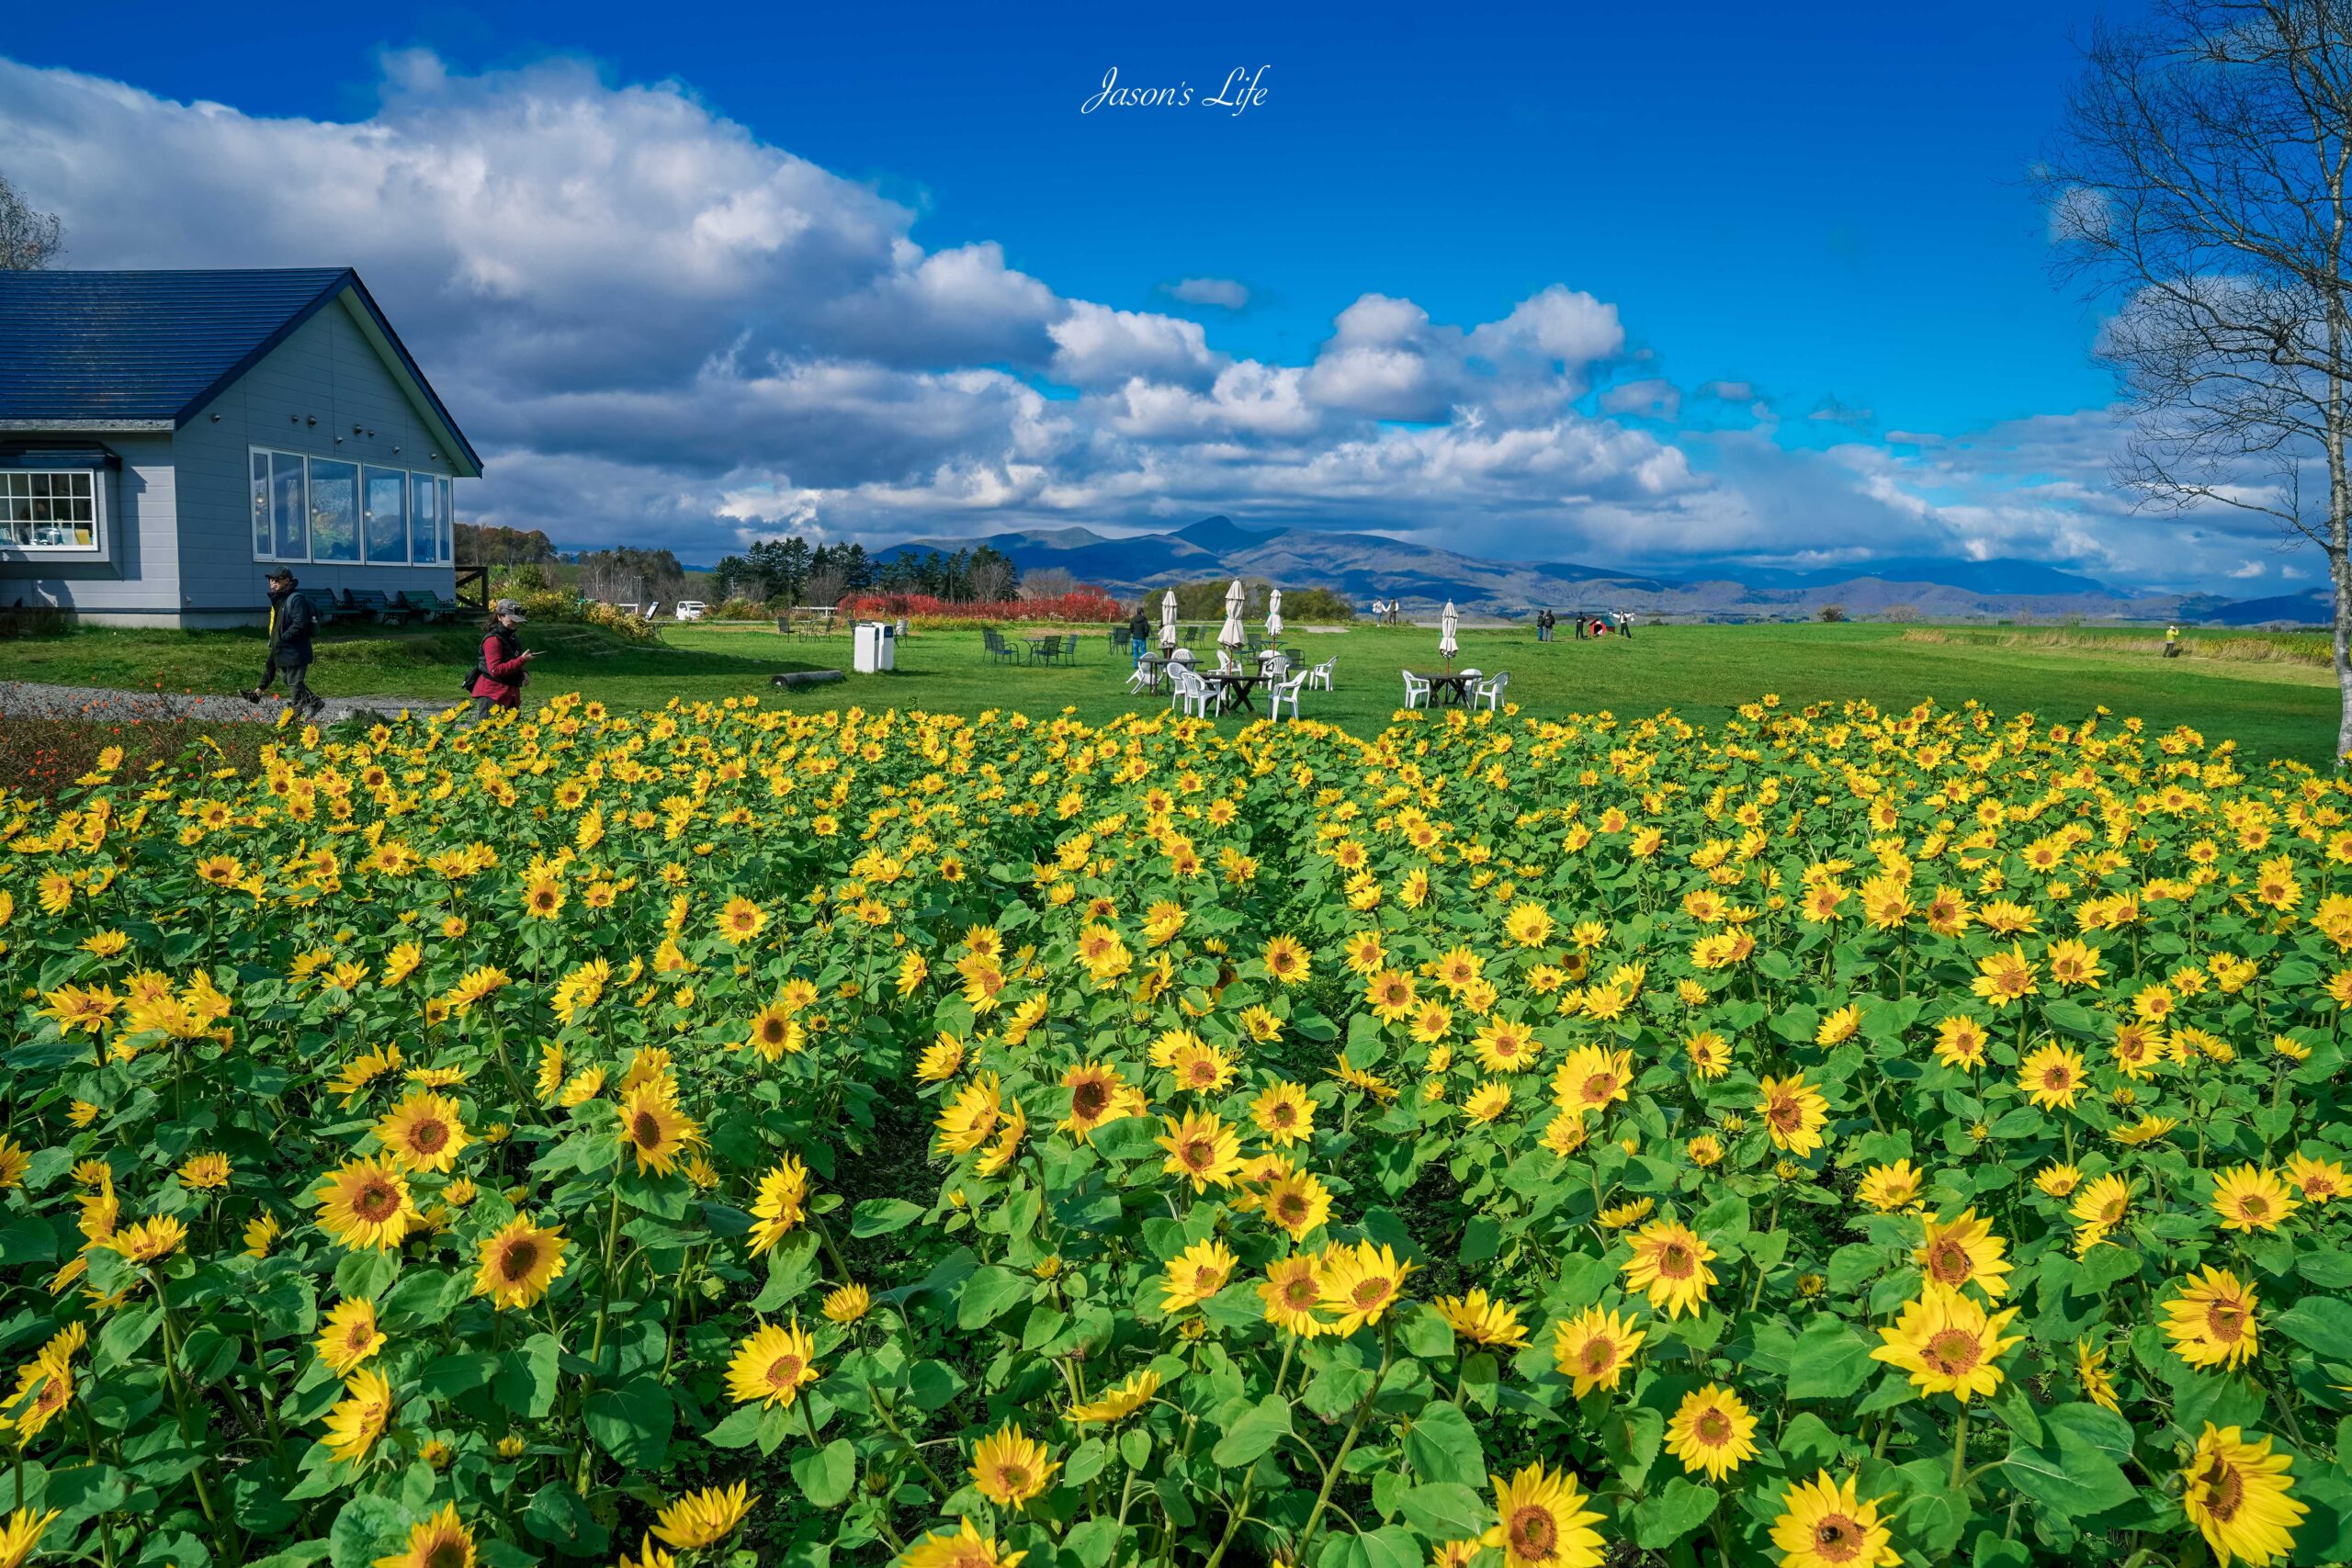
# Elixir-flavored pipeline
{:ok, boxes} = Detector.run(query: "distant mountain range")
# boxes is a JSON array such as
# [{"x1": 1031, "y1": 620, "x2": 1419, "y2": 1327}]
[{"x1": 875, "y1": 515, "x2": 2324, "y2": 625}]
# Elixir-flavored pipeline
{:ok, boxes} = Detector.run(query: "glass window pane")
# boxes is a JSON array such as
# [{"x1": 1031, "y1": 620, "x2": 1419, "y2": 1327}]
[
  {"x1": 439, "y1": 479, "x2": 454, "y2": 563},
  {"x1": 363, "y1": 468, "x2": 408, "y2": 564},
  {"x1": 253, "y1": 452, "x2": 271, "y2": 557},
  {"x1": 411, "y1": 472, "x2": 438, "y2": 563},
  {"x1": 310, "y1": 459, "x2": 359, "y2": 563},
  {"x1": 271, "y1": 454, "x2": 307, "y2": 559}
]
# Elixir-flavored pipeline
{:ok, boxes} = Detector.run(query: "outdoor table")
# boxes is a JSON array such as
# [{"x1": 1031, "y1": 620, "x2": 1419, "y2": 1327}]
[
  {"x1": 1409, "y1": 671, "x2": 1475, "y2": 705},
  {"x1": 1025, "y1": 636, "x2": 1058, "y2": 663},
  {"x1": 1136, "y1": 653, "x2": 1172, "y2": 692},
  {"x1": 1201, "y1": 671, "x2": 1265, "y2": 715}
]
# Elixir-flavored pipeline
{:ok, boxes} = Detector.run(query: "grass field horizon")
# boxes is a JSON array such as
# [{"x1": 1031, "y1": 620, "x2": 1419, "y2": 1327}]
[{"x1": 2, "y1": 616, "x2": 2343, "y2": 763}]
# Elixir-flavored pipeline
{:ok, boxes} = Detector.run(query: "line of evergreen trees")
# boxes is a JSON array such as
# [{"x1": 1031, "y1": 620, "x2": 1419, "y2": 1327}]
[{"x1": 712, "y1": 540, "x2": 1019, "y2": 606}]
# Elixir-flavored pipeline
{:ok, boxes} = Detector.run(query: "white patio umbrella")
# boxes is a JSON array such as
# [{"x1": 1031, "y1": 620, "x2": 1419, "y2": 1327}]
[
  {"x1": 1217, "y1": 579, "x2": 1247, "y2": 654},
  {"x1": 1159, "y1": 588, "x2": 1179, "y2": 650},
  {"x1": 1264, "y1": 587, "x2": 1284, "y2": 638},
  {"x1": 1440, "y1": 600, "x2": 1459, "y2": 671}
]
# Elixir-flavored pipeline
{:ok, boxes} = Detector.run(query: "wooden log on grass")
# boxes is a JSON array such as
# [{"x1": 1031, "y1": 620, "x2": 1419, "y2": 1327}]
[{"x1": 770, "y1": 670, "x2": 845, "y2": 689}]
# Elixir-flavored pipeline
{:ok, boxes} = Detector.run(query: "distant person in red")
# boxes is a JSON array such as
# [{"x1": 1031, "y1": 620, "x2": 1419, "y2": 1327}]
[{"x1": 467, "y1": 598, "x2": 537, "y2": 721}]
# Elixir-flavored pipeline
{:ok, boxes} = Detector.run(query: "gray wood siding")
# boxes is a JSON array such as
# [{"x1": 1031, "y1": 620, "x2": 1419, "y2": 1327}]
[
  {"x1": 0, "y1": 433, "x2": 181, "y2": 613},
  {"x1": 171, "y1": 293, "x2": 460, "y2": 612}
]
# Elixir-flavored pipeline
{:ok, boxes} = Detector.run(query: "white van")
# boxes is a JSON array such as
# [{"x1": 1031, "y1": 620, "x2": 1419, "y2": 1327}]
[{"x1": 673, "y1": 601, "x2": 708, "y2": 621}]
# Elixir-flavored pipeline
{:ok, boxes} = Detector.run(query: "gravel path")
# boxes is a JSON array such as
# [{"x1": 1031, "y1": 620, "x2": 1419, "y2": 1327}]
[{"x1": 0, "y1": 681, "x2": 459, "y2": 725}]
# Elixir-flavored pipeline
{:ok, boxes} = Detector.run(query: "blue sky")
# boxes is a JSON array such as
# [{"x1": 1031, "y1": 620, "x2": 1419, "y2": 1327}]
[{"x1": 0, "y1": 0, "x2": 2318, "y2": 593}]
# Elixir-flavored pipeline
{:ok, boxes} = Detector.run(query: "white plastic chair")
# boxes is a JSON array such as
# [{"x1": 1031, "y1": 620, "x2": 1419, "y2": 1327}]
[
  {"x1": 1267, "y1": 667, "x2": 1309, "y2": 721},
  {"x1": 1170, "y1": 667, "x2": 1213, "y2": 718},
  {"x1": 1473, "y1": 671, "x2": 1510, "y2": 711},
  {"x1": 1402, "y1": 671, "x2": 1431, "y2": 709},
  {"x1": 1308, "y1": 656, "x2": 1336, "y2": 691},
  {"x1": 1125, "y1": 661, "x2": 1154, "y2": 695}
]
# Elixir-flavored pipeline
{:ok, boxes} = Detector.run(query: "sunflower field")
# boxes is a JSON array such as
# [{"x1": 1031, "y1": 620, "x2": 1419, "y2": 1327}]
[{"x1": 3, "y1": 694, "x2": 2352, "y2": 1568}]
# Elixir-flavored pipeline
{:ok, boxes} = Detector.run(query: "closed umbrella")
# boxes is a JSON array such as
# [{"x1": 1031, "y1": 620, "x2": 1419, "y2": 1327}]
[
  {"x1": 1440, "y1": 600, "x2": 1459, "y2": 671},
  {"x1": 1217, "y1": 579, "x2": 1247, "y2": 658},
  {"x1": 1265, "y1": 587, "x2": 1284, "y2": 638},
  {"x1": 1159, "y1": 588, "x2": 1179, "y2": 651}
]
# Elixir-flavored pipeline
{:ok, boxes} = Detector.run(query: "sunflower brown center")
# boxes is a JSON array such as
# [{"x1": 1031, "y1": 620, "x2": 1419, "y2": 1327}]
[
  {"x1": 2240, "y1": 1196, "x2": 2269, "y2": 1220},
  {"x1": 1581, "y1": 1338, "x2": 1615, "y2": 1374},
  {"x1": 410, "y1": 1120, "x2": 449, "y2": 1154},
  {"x1": 1352, "y1": 1277, "x2": 1391, "y2": 1309},
  {"x1": 1768, "y1": 1097, "x2": 1801, "y2": 1130},
  {"x1": 1697, "y1": 1409, "x2": 1731, "y2": 1443},
  {"x1": 1071, "y1": 1081, "x2": 1109, "y2": 1118},
  {"x1": 765, "y1": 1354, "x2": 803, "y2": 1390},
  {"x1": 1508, "y1": 1505, "x2": 1558, "y2": 1560},
  {"x1": 355, "y1": 1180, "x2": 399, "y2": 1221},
  {"x1": 1813, "y1": 1514, "x2": 1863, "y2": 1562},
  {"x1": 632, "y1": 1111, "x2": 664, "y2": 1147},
  {"x1": 1926, "y1": 1239, "x2": 1971, "y2": 1283},
  {"x1": 2203, "y1": 1458, "x2": 2245, "y2": 1521},
  {"x1": 1924, "y1": 1328, "x2": 1984, "y2": 1374},
  {"x1": 2208, "y1": 1302, "x2": 2245, "y2": 1338},
  {"x1": 501, "y1": 1239, "x2": 539, "y2": 1280},
  {"x1": 1583, "y1": 1073, "x2": 1616, "y2": 1101},
  {"x1": 1658, "y1": 1243, "x2": 1694, "y2": 1279}
]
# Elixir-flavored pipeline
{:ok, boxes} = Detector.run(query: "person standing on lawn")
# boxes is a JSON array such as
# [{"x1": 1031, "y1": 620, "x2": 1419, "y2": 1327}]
[
  {"x1": 467, "y1": 599, "x2": 537, "y2": 720},
  {"x1": 1127, "y1": 604, "x2": 1149, "y2": 664},
  {"x1": 242, "y1": 567, "x2": 322, "y2": 716}
]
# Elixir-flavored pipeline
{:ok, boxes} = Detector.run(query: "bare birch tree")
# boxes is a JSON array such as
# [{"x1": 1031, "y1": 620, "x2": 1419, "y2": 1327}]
[
  {"x1": 0, "y1": 173, "x2": 62, "y2": 270},
  {"x1": 2035, "y1": 0, "x2": 2352, "y2": 756}
]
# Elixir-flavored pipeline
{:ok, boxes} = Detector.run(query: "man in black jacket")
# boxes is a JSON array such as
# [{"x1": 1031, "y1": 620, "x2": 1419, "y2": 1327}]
[{"x1": 242, "y1": 568, "x2": 322, "y2": 716}]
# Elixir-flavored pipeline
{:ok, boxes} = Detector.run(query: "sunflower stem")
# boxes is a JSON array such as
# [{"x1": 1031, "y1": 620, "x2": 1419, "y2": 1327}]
[
  {"x1": 1949, "y1": 1403, "x2": 1970, "y2": 1492},
  {"x1": 1294, "y1": 1319, "x2": 1396, "y2": 1560}
]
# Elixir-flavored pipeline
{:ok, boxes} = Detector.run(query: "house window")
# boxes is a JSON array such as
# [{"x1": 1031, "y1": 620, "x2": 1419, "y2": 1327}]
[
  {"x1": 0, "y1": 470, "x2": 101, "y2": 550},
  {"x1": 412, "y1": 472, "x2": 439, "y2": 564},
  {"x1": 251, "y1": 446, "x2": 456, "y2": 567},
  {"x1": 363, "y1": 468, "x2": 408, "y2": 564},
  {"x1": 310, "y1": 459, "x2": 360, "y2": 563}
]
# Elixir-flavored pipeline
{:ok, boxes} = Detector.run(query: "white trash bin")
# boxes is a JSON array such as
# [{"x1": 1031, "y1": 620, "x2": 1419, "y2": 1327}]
[{"x1": 853, "y1": 621, "x2": 898, "y2": 673}]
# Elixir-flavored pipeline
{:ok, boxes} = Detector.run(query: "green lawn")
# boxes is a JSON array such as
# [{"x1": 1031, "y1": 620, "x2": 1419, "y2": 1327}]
[{"x1": 5, "y1": 618, "x2": 2343, "y2": 763}]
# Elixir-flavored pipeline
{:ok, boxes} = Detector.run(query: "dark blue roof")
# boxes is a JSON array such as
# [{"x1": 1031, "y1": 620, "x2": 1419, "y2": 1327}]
[{"x1": 0, "y1": 268, "x2": 480, "y2": 473}]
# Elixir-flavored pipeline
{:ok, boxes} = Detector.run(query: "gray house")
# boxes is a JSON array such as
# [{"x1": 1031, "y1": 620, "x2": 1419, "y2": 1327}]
[{"x1": 0, "y1": 268, "x2": 481, "y2": 627}]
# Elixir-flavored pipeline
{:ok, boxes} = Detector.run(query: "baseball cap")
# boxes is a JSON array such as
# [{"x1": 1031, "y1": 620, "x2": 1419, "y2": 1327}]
[{"x1": 493, "y1": 599, "x2": 527, "y2": 621}]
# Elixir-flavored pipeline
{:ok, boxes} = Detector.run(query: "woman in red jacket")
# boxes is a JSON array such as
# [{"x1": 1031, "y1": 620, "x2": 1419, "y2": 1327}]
[{"x1": 468, "y1": 599, "x2": 537, "y2": 721}]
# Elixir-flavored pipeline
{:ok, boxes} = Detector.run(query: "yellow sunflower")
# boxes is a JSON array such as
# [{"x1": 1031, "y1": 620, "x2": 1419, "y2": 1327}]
[
  {"x1": 471, "y1": 1215, "x2": 569, "y2": 1311},
  {"x1": 2211, "y1": 1166, "x2": 2299, "y2": 1234},
  {"x1": 614, "y1": 1081, "x2": 703, "y2": 1177},
  {"x1": 321, "y1": 1368, "x2": 394, "y2": 1466},
  {"x1": 2182, "y1": 1425, "x2": 2307, "y2": 1568},
  {"x1": 1159, "y1": 1238, "x2": 1238, "y2": 1315},
  {"x1": 314, "y1": 1157, "x2": 415, "y2": 1251},
  {"x1": 1758, "y1": 1073, "x2": 1829, "y2": 1156},
  {"x1": 651, "y1": 1483, "x2": 757, "y2": 1551},
  {"x1": 374, "y1": 1089, "x2": 470, "y2": 1175},
  {"x1": 314, "y1": 1298, "x2": 386, "y2": 1375},
  {"x1": 1317, "y1": 1240, "x2": 1416, "y2": 1335},
  {"x1": 2162, "y1": 1267, "x2": 2261, "y2": 1371},
  {"x1": 1551, "y1": 1305, "x2": 1645, "y2": 1398},
  {"x1": 725, "y1": 1318, "x2": 820, "y2": 1410},
  {"x1": 1482, "y1": 1462, "x2": 1605, "y2": 1568},
  {"x1": 2018, "y1": 1042, "x2": 2087, "y2": 1111},
  {"x1": 1912, "y1": 1208, "x2": 2011, "y2": 1298},
  {"x1": 1258, "y1": 1255, "x2": 1328, "y2": 1337},
  {"x1": 1621, "y1": 1218, "x2": 1717, "y2": 1318},
  {"x1": 1870, "y1": 1287, "x2": 2020, "y2": 1403},
  {"x1": 1770, "y1": 1471, "x2": 1901, "y2": 1568},
  {"x1": 1665, "y1": 1383, "x2": 1758, "y2": 1482},
  {"x1": 1434, "y1": 1289, "x2": 1531, "y2": 1349},
  {"x1": 372, "y1": 1502, "x2": 475, "y2": 1568},
  {"x1": 1156, "y1": 1110, "x2": 1243, "y2": 1192},
  {"x1": 969, "y1": 1422, "x2": 1057, "y2": 1512},
  {"x1": 1069, "y1": 1369, "x2": 1160, "y2": 1424}
]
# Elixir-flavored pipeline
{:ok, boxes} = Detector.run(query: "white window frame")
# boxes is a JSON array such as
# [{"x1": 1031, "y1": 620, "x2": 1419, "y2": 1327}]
[
  {"x1": 0, "y1": 468, "x2": 107, "y2": 554},
  {"x1": 249, "y1": 446, "x2": 457, "y2": 568}
]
